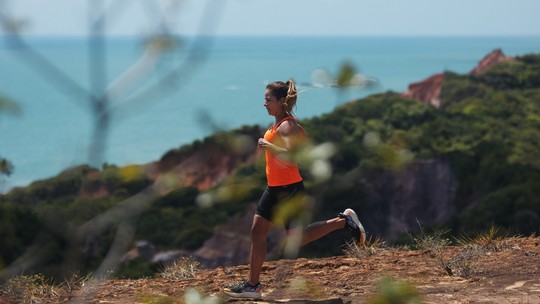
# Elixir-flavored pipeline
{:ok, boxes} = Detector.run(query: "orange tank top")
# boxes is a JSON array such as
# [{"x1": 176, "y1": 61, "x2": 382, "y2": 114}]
[{"x1": 264, "y1": 116, "x2": 304, "y2": 186}]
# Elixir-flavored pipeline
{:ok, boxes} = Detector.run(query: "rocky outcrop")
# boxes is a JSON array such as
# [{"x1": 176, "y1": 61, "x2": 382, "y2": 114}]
[
  {"x1": 402, "y1": 73, "x2": 445, "y2": 108},
  {"x1": 469, "y1": 49, "x2": 513, "y2": 76},
  {"x1": 362, "y1": 159, "x2": 458, "y2": 239},
  {"x1": 147, "y1": 127, "x2": 262, "y2": 191},
  {"x1": 402, "y1": 49, "x2": 514, "y2": 108}
]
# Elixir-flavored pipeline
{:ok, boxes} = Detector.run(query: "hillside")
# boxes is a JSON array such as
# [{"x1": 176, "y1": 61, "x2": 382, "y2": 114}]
[
  {"x1": 1, "y1": 49, "x2": 540, "y2": 282},
  {"x1": 1, "y1": 236, "x2": 539, "y2": 303}
]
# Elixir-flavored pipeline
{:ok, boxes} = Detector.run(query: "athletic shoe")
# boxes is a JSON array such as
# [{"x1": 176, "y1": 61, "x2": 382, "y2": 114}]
[
  {"x1": 339, "y1": 208, "x2": 366, "y2": 246},
  {"x1": 223, "y1": 280, "x2": 262, "y2": 299}
]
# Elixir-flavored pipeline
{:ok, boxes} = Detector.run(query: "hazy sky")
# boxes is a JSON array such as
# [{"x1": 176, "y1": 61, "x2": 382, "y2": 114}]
[{"x1": 2, "y1": 0, "x2": 540, "y2": 37}]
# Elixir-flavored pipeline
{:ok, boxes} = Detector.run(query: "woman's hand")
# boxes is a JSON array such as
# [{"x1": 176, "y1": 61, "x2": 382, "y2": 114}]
[
  {"x1": 258, "y1": 138, "x2": 270, "y2": 148},
  {"x1": 258, "y1": 138, "x2": 287, "y2": 154}
]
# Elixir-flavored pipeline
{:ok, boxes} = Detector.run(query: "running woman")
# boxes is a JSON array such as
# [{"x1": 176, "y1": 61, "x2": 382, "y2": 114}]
[{"x1": 223, "y1": 80, "x2": 366, "y2": 299}]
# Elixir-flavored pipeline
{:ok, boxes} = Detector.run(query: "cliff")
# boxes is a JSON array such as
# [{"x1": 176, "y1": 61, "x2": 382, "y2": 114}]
[
  {"x1": 147, "y1": 128, "x2": 261, "y2": 191},
  {"x1": 402, "y1": 73, "x2": 445, "y2": 107},
  {"x1": 362, "y1": 159, "x2": 457, "y2": 239},
  {"x1": 469, "y1": 48, "x2": 513, "y2": 76},
  {"x1": 402, "y1": 49, "x2": 514, "y2": 107}
]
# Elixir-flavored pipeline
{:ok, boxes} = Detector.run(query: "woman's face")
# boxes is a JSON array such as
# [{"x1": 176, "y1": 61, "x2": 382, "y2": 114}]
[{"x1": 264, "y1": 89, "x2": 284, "y2": 117}]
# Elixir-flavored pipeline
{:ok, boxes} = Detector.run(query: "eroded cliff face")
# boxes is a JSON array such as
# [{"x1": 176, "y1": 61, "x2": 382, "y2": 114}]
[
  {"x1": 147, "y1": 128, "x2": 262, "y2": 192},
  {"x1": 402, "y1": 73, "x2": 445, "y2": 107},
  {"x1": 402, "y1": 49, "x2": 514, "y2": 108},
  {"x1": 469, "y1": 48, "x2": 513, "y2": 76},
  {"x1": 361, "y1": 159, "x2": 457, "y2": 239}
]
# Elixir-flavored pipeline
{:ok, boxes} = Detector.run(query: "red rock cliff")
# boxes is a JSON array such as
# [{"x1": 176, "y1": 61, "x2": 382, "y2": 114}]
[
  {"x1": 145, "y1": 127, "x2": 262, "y2": 191},
  {"x1": 402, "y1": 73, "x2": 445, "y2": 108},
  {"x1": 403, "y1": 49, "x2": 514, "y2": 108},
  {"x1": 469, "y1": 48, "x2": 513, "y2": 76}
]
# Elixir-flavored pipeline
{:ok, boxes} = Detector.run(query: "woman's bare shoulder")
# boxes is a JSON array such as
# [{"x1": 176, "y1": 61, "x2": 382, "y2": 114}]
[{"x1": 277, "y1": 119, "x2": 301, "y2": 136}]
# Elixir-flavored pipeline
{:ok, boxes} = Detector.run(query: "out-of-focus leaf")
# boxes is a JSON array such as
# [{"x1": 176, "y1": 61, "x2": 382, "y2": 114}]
[
  {"x1": 0, "y1": 158, "x2": 14, "y2": 176},
  {"x1": 336, "y1": 62, "x2": 356, "y2": 87},
  {"x1": 118, "y1": 165, "x2": 145, "y2": 182},
  {"x1": 0, "y1": 95, "x2": 22, "y2": 116}
]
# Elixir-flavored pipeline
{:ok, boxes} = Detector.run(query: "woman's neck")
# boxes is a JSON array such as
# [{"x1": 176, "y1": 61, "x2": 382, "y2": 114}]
[{"x1": 274, "y1": 113, "x2": 289, "y2": 123}]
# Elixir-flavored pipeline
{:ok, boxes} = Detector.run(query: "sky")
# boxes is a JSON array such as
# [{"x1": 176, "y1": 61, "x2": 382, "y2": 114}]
[{"x1": 1, "y1": 0, "x2": 540, "y2": 37}]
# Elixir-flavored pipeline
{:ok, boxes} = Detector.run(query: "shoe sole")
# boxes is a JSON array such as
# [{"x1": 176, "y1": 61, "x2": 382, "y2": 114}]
[
  {"x1": 344, "y1": 208, "x2": 366, "y2": 246},
  {"x1": 223, "y1": 289, "x2": 262, "y2": 299}
]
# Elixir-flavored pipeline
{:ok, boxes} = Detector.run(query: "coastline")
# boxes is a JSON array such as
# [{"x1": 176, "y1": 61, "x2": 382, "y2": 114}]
[{"x1": 2, "y1": 36, "x2": 540, "y2": 193}]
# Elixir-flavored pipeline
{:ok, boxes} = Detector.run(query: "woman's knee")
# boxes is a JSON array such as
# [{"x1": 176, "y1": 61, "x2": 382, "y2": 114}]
[{"x1": 251, "y1": 215, "x2": 271, "y2": 240}]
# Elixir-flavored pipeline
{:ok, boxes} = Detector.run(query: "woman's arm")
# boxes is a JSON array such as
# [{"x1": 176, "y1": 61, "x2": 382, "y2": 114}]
[{"x1": 257, "y1": 120, "x2": 299, "y2": 156}]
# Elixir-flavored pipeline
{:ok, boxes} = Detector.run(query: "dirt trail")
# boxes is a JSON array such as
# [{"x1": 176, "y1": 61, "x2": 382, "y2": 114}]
[{"x1": 2, "y1": 237, "x2": 539, "y2": 303}]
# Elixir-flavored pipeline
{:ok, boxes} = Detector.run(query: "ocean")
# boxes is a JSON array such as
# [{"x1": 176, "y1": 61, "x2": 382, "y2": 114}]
[{"x1": 1, "y1": 36, "x2": 539, "y2": 192}]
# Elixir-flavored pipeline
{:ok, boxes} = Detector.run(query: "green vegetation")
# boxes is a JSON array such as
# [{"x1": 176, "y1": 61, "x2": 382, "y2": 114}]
[
  {"x1": 1, "y1": 53, "x2": 540, "y2": 281},
  {"x1": 0, "y1": 158, "x2": 14, "y2": 177},
  {"x1": 366, "y1": 277, "x2": 422, "y2": 304},
  {"x1": 342, "y1": 235, "x2": 386, "y2": 259},
  {"x1": 2, "y1": 274, "x2": 59, "y2": 304}
]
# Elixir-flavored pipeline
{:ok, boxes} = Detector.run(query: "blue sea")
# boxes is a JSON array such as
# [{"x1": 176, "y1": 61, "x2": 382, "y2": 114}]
[{"x1": 1, "y1": 36, "x2": 539, "y2": 192}]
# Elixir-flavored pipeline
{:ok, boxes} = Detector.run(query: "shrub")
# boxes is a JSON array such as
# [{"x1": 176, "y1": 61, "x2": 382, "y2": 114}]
[
  {"x1": 159, "y1": 257, "x2": 200, "y2": 280},
  {"x1": 2, "y1": 274, "x2": 59, "y2": 304}
]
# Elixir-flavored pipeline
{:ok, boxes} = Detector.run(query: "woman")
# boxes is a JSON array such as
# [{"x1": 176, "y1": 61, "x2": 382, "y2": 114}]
[{"x1": 223, "y1": 80, "x2": 366, "y2": 299}]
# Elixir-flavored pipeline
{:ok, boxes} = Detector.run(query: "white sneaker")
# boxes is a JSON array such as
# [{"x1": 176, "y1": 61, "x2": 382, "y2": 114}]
[
  {"x1": 223, "y1": 281, "x2": 262, "y2": 299},
  {"x1": 339, "y1": 208, "x2": 366, "y2": 246}
]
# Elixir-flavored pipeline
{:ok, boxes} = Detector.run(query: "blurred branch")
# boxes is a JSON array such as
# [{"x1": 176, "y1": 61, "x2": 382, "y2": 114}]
[
  {"x1": 0, "y1": 5, "x2": 95, "y2": 108},
  {"x1": 0, "y1": 0, "x2": 227, "y2": 287},
  {"x1": 109, "y1": 0, "x2": 227, "y2": 121},
  {"x1": 87, "y1": 0, "x2": 109, "y2": 167},
  {"x1": 0, "y1": 37, "x2": 95, "y2": 110}
]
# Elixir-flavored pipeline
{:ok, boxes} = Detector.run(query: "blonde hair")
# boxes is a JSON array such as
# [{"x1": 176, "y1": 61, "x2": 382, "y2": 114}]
[{"x1": 266, "y1": 79, "x2": 298, "y2": 116}]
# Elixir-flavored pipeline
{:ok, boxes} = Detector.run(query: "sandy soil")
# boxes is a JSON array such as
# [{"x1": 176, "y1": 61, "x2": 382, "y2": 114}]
[{"x1": 2, "y1": 237, "x2": 539, "y2": 303}]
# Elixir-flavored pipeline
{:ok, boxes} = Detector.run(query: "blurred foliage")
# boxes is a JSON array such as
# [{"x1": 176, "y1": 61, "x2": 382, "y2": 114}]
[
  {"x1": 0, "y1": 94, "x2": 22, "y2": 116},
  {"x1": 0, "y1": 158, "x2": 14, "y2": 177},
  {"x1": 1, "y1": 95, "x2": 21, "y2": 178},
  {"x1": 336, "y1": 61, "x2": 356, "y2": 87},
  {"x1": 366, "y1": 277, "x2": 422, "y2": 304},
  {"x1": 2, "y1": 54, "x2": 540, "y2": 280}
]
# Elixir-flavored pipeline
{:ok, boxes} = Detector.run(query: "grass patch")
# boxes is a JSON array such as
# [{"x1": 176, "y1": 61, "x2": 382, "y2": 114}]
[
  {"x1": 444, "y1": 245, "x2": 484, "y2": 278},
  {"x1": 2, "y1": 274, "x2": 59, "y2": 304},
  {"x1": 343, "y1": 235, "x2": 386, "y2": 258},
  {"x1": 446, "y1": 225, "x2": 515, "y2": 278},
  {"x1": 407, "y1": 222, "x2": 452, "y2": 276},
  {"x1": 408, "y1": 224, "x2": 451, "y2": 254},
  {"x1": 159, "y1": 257, "x2": 200, "y2": 280},
  {"x1": 59, "y1": 271, "x2": 93, "y2": 292},
  {"x1": 455, "y1": 225, "x2": 512, "y2": 252}
]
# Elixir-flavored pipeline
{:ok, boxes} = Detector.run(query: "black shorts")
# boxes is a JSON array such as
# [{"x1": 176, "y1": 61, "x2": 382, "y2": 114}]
[{"x1": 256, "y1": 181, "x2": 306, "y2": 228}]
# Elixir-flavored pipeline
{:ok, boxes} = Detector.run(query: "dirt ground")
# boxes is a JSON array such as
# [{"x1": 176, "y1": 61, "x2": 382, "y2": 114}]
[{"x1": 2, "y1": 236, "x2": 539, "y2": 303}]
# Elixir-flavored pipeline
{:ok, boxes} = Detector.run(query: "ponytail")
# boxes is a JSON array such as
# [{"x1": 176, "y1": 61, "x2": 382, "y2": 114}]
[{"x1": 267, "y1": 79, "x2": 299, "y2": 116}]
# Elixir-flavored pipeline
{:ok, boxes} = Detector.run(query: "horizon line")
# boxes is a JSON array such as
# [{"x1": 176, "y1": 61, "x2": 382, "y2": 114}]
[{"x1": 2, "y1": 33, "x2": 540, "y2": 39}]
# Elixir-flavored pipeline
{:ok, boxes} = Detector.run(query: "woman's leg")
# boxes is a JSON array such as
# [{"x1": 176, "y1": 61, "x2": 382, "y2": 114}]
[
  {"x1": 248, "y1": 214, "x2": 273, "y2": 285},
  {"x1": 300, "y1": 216, "x2": 346, "y2": 245}
]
